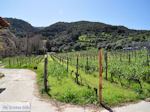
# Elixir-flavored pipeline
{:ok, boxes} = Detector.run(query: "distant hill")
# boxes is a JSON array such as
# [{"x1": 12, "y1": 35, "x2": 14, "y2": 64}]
[
  {"x1": 41, "y1": 21, "x2": 149, "y2": 52},
  {"x1": 5, "y1": 18, "x2": 39, "y2": 37},
  {"x1": 1, "y1": 18, "x2": 150, "y2": 54},
  {"x1": 41, "y1": 21, "x2": 132, "y2": 38}
]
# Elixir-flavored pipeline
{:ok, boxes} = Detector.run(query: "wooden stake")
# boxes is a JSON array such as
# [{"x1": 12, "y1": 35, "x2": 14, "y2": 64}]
[
  {"x1": 147, "y1": 49, "x2": 149, "y2": 66},
  {"x1": 104, "y1": 50, "x2": 108, "y2": 80},
  {"x1": 76, "y1": 55, "x2": 79, "y2": 74},
  {"x1": 44, "y1": 55, "x2": 48, "y2": 92},
  {"x1": 75, "y1": 55, "x2": 79, "y2": 84},
  {"x1": 120, "y1": 52, "x2": 122, "y2": 62},
  {"x1": 128, "y1": 52, "x2": 131, "y2": 63},
  {"x1": 67, "y1": 56, "x2": 69, "y2": 72},
  {"x1": 86, "y1": 56, "x2": 89, "y2": 71},
  {"x1": 9, "y1": 58, "x2": 11, "y2": 67},
  {"x1": 98, "y1": 48, "x2": 103, "y2": 103}
]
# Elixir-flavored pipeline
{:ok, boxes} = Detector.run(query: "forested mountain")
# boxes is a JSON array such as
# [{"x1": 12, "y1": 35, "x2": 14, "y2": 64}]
[
  {"x1": 41, "y1": 21, "x2": 149, "y2": 52},
  {"x1": 5, "y1": 18, "x2": 39, "y2": 37},
  {"x1": 0, "y1": 18, "x2": 150, "y2": 57},
  {"x1": 41, "y1": 21, "x2": 131, "y2": 39}
]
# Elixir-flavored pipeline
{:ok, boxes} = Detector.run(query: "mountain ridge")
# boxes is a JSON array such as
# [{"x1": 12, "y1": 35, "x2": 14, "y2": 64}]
[{"x1": 0, "y1": 17, "x2": 149, "y2": 55}]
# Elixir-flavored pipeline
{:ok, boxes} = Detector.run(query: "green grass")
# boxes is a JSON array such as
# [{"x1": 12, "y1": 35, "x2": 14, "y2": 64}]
[
  {"x1": 36, "y1": 55, "x2": 141, "y2": 106},
  {"x1": 1, "y1": 49, "x2": 150, "y2": 106},
  {"x1": 44, "y1": 49, "x2": 149, "y2": 106},
  {"x1": 37, "y1": 57, "x2": 98, "y2": 104},
  {"x1": 1, "y1": 55, "x2": 44, "y2": 69}
]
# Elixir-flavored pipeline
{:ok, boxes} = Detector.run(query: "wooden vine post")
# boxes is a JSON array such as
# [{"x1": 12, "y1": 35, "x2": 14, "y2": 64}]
[
  {"x1": 67, "y1": 56, "x2": 69, "y2": 72},
  {"x1": 98, "y1": 48, "x2": 103, "y2": 103},
  {"x1": 75, "y1": 55, "x2": 79, "y2": 85},
  {"x1": 120, "y1": 52, "x2": 122, "y2": 62},
  {"x1": 8, "y1": 58, "x2": 11, "y2": 67},
  {"x1": 147, "y1": 49, "x2": 149, "y2": 66},
  {"x1": 76, "y1": 55, "x2": 79, "y2": 74},
  {"x1": 44, "y1": 55, "x2": 48, "y2": 92},
  {"x1": 104, "y1": 50, "x2": 108, "y2": 80},
  {"x1": 128, "y1": 52, "x2": 131, "y2": 63},
  {"x1": 86, "y1": 56, "x2": 89, "y2": 71}
]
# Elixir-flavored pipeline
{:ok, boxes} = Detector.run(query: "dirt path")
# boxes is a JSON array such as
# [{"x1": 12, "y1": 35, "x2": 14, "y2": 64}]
[{"x1": 0, "y1": 68, "x2": 150, "y2": 112}]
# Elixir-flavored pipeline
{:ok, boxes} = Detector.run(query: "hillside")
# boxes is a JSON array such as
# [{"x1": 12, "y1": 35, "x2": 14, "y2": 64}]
[
  {"x1": 0, "y1": 18, "x2": 150, "y2": 55},
  {"x1": 5, "y1": 18, "x2": 39, "y2": 38},
  {"x1": 41, "y1": 21, "x2": 150, "y2": 52}
]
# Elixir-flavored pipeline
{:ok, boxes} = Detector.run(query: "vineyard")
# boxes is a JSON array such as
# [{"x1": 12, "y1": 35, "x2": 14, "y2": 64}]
[
  {"x1": 1, "y1": 55, "x2": 44, "y2": 69},
  {"x1": 1, "y1": 48, "x2": 150, "y2": 106}
]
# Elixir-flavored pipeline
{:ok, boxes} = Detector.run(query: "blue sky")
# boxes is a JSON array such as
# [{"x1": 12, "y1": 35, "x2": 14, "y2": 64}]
[{"x1": 1, "y1": 0, "x2": 150, "y2": 29}]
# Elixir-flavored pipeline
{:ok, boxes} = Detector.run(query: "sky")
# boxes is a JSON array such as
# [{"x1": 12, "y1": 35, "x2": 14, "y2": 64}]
[{"x1": 1, "y1": 0, "x2": 150, "y2": 30}]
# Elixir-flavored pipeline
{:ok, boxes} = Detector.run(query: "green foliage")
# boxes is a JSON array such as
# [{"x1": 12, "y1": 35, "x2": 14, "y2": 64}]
[
  {"x1": 47, "y1": 49, "x2": 150, "y2": 105},
  {"x1": 2, "y1": 55, "x2": 44, "y2": 69},
  {"x1": 1, "y1": 49, "x2": 150, "y2": 106},
  {"x1": 6, "y1": 18, "x2": 39, "y2": 38},
  {"x1": 2, "y1": 18, "x2": 150, "y2": 54}
]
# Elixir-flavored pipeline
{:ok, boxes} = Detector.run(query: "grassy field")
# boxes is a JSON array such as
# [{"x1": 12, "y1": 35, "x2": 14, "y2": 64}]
[
  {"x1": 1, "y1": 55, "x2": 44, "y2": 69},
  {"x1": 1, "y1": 49, "x2": 150, "y2": 106}
]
